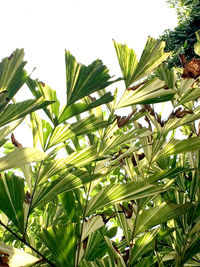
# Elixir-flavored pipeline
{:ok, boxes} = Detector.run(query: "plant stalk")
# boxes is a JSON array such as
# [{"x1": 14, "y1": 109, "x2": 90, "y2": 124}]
[{"x1": 0, "y1": 220, "x2": 55, "y2": 267}]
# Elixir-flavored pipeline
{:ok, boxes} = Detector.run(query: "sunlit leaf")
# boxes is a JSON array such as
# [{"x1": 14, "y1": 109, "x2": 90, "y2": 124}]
[
  {"x1": 194, "y1": 31, "x2": 200, "y2": 56},
  {"x1": 86, "y1": 181, "x2": 168, "y2": 216},
  {"x1": 27, "y1": 77, "x2": 59, "y2": 125},
  {"x1": 0, "y1": 97, "x2": 53, "y2": 127},
  {"x1": 156, "y1": 63, "x2": 176, "y2": 89},
  {"x1": 58, "y1": 92, "x2": 114, "y2": 123},
  {"x1": 32, "y1": 170, "x2": 104, "y2": 209},
  {"x1": 114, "y1": 37, "x2": 170, "y2": 87},
  {"x1": 0, "y1": 119, "x2": 23, "y2": 143},
  {"x1": 46, "y1": 115, "x2": 110, "y2": 149},
  {"x1": 40, "y1": 224, "x2": 77, "y2": 266},
  {"x1": 161, "y1": 107, "x2": 200, "y2": 134},
  {"x1": 154, "y1": 137, "x2": 200, "y2": 161},
  {"x1": 81, "y1": 215, "x2": 104, "y2": 242},
  {"x1": 116, "y1": 77, "x2": 175, "y2": 108},
  {"x1": 134, "y1": 202, "x2": 193, "y2": 235},
  {"x1": 0, "y1": 240, "x2": 39, "y2": 267},
  {"x1": 113, "y1": 40, "x2": 138, "y2": 87},
  {"x1": 104, "y1": 236, "x2": 126, "y2": 267},
  {"x1": 0, "y1": 49, "x2": 27, "y2": 111},
  {"x1": 130, "y1": 229, "x2": 159, "y2": 264},
  {"x1": 101, "y1": 127, "x2": 151, "y2": 155},
  {"x1": 38, "y1": 146, "x2": 99, "y2": 184},
  {"x1": 65, "y1": 51, "x2": 120, "y2": 105},
  {"x1": 0, "y1": 147, "x2": 47, "y2": 171},
  {"x1": 177, "y1": 87, "x2": 200, "y2": 106}
]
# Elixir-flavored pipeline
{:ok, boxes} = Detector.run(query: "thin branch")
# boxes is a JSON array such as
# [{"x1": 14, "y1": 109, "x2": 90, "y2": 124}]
[
  {"x1": 24, "y1": 161, "x2": 43, "y2": 236},
  {"x1": 0, "y1": 220, "x2": 55, "y2": 267},
  {"x1": 75, "y1": 182, "x2": 92, "y2": 267}
]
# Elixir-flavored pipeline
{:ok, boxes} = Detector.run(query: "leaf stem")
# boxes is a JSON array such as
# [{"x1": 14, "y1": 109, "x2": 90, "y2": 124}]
[
  {"x1": 75, "y1": 182, "x2": 92, "y2": 267},
  {"x1": 24, "y1": 161, "x2": 43, "y2": 236},
  {"x1": 127, "y1": 203, "x2": 139, "y2": 267}
]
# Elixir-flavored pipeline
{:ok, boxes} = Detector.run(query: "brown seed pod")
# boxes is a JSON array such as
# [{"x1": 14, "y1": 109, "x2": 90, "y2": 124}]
[
  {"x1": 11, "y1": 133, "x2": 22, "y2": 148},
  {"x1": 116, "y1": 110, "x2": 136, "y2": 128},
  {"x1": 180, "y1": 55, "x2": 200, "y2": 79},
  {"x1": 127, "y1": 81, "x2": 147, "y2": 91},
  {"x1": 8, "y1": 53, "x2": 13, "y2": 61}
]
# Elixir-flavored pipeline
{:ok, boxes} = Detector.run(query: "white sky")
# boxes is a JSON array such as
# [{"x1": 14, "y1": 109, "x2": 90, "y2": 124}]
[
  {"x1": 1, "y1": 0, "x2": 177, "y2": 99},
  {"x1": 0, "y1": 0, "x2": 178, "y2": 146}
]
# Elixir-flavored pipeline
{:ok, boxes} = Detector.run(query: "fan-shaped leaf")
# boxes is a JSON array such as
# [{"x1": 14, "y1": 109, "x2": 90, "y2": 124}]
[
  {"x1": 47, "y1": 115, "x2": 110, "y2": 149},
  {"x1": 114, "y1": 37, "x2": 170, "y2": 87},
  {"x1": 58, "y1": 92, "x2": 114, "y2": 123},
  {"x1": 86, "y1": 181, "x2": 168, "y2": 216},
  {"x1": 32, "y1": 170, "x2": 104, "y2": 209},
  {"x1": 0, "y1": 173, "x2": 25, "y2": 232},
  {"x1": 130, "y1": 229, "x2": 159, "y2": 264},
  {"x1": 38, "y1": 146, "x2": 99, "y2": 184},
  {"x1": 40, "y1": 224, "x2": 77, "y2": 267},
  {"x1": 117, "y1": 77, "x2": 175, "y2": 108},
  {"x1": 0, "y1": 49, "x2": 27, "y2": 111},
  {"x1": 0, "y1": 147, "x2": 47, "y2": 172},
  {"x1": 113, "y1": 40, "x2": 138, "y2": 88},
  {"x1": 0, "y1": 97, "x2": 53, "y2": 127},
  {"x1": 134, "y1": 202, "x2": 193, "y2": 236},
  {"x1": 65, "y1": 51, "x2": 120, "y2": 105}
]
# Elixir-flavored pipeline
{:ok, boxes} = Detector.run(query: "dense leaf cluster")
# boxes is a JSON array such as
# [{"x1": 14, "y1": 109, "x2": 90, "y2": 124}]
[
  {"x1": 0, "y1": 35, "x2": 200, "y2": 266},
  {"x1": 161, "y1": 0, "x2": 200, "y2": 68}
]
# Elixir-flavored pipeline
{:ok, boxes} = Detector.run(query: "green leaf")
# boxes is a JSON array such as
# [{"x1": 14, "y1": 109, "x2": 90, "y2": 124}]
[
  {"x1": 65, "y1": 51, "x2": 120, "y2": 105},
  {"x1": 0, "y1": 240, "x2": 39, "y2": 267},
  {"x1": 58, "y1": 92, "x2": 114, "y2": 123},
  {"x1": 86, "y1": 181, "x2": 168, "y2": 216},
  {"x1": 0, "y1": 119, "x2": 23, "y2": 143},
  {"x1": 178, "y1": 78, "x2": 195, "y2": 96},
  {"x1": 40, "y1": 224, "x2": 77, "y2": 266},
  {"x1": 113, "y1": 204, "x2": 131, "y2": 245},
  {"x1": 113, "y1": 40, "x2": 138, "y2": 88},
  {"x1": 101, "y1": 127, "x2": 151, "y2": 155},
  {"x1": 177, "y1": 87, "x2": 200, "y2": 106},
  {"x1": 47, "y1": 115, "x2": 110, "y2": 149},
  {"x1": 131, "y1": 37, "x2": 170, "y2": 83},
  {"x1": 26, "y1": 77, "x2": 59, "y2": 125},
  {"x1": 58, "y1": 191, "x2": 77, "y2": 222},
  {"x1": 182, "y1": 235, "x2": 200, "y2": 264},
  {"x1": 194, "y1": 31, "x2": 200, "y2": 56},
  {"x1": 0, "y1": 97, "x2": 53, "y2": 127},
  {"x1": 116, "y1": 77, "x2": 175, "y2": 109},
  {"x1": 134, "y1": 202, "x2": 193, "y2": 236},
  {"x1": 80, "y1": 257, "x2": 119, "y2": 267},
  {"x1": 129, "y1": 229, "x2": 159, "y2": 264},
  {"x1": 32, "y1": 170, "x2": 104, "y2": 209},
  {"x1": 81, "y1": 215, "x2": 104, "y2": 242},
  {"x1": 38, "y1": 146, "x2": 99, "y2": 184},
  {"x1": 161, "y1": 107, "x2": 200, "y2": 134},
  {"x1": 104, "y1": 236, "x2": 126, "y2": 267},
  {"x1": 0, "y1": 147, "x2": 47, "y2": 171},
  {"x1": 0, "y1": 173, "x2": 25, "y2": 232},
  {"x1": 154, "y1": 137, "x2": 200, "y2": 161},
  {"x1": 156, "y1": 63, "x2": 176, "y2": 89},
  {"x1": 0, "y1": 49, "x2": 27, "y2": 111},
  {"x1": 114, "y1": 37, "x2": 170, "y2": 87}
]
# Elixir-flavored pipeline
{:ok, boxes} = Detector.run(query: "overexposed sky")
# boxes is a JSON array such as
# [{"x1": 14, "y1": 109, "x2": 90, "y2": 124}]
[{"x1": 1, "y1": 0, "x2": 177, "y2": 100}]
